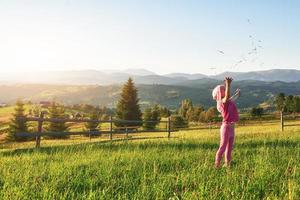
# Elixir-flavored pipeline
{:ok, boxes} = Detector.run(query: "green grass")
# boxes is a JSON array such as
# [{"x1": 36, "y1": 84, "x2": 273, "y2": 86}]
[
  {"x1": 0, "y1": 106, "x2": 15, "y2": 118},
  {"x1": 0, "y1": 121, "x2": 300, "y2": 199}
]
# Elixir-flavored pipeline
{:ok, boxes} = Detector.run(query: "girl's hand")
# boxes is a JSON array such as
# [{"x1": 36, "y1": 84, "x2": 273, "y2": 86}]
[
  {"x1": 222, "y1": 77, "x2": 233, "y2": 103},
  {"x1": 224, "y1": 77, "x2": 233, "y2": 85}
]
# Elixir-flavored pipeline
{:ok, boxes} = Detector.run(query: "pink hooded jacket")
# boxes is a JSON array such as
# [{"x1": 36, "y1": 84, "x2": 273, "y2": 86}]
[{"x1": 212, "y1": 85, "x2": 239, "y2": 123}]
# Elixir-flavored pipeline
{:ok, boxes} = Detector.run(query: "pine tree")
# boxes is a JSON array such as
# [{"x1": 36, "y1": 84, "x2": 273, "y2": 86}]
[
  {"x1": 198, "y1": 111, "x2": 207, "y2": 122},
  {"x1": 275, "y1": 93, "x2": 286, "y2": 112},
  {"x1": 205, "y1": 107, "x2": 218, "y2": 122},
  {"x1": 294, "y1": 96, "x2": 300, "y2": 112},
  {"x1": 178, "y1": 99, "x2": 193, "y2": 120},
  {"x1": 115, "y1": 78, "x2": 142, "y2": 128},
  {"x1": 143, "y1": 105, "x2": 161, "y2": 130},
  {"x1": 7, "y1": 100, "x2": 28, "y2": 141},
  {"x1": 151, "y1": 105, "x2": 161, "y2": 123},
  {"x1": 143, "y1": 108, "x2": 153, "y2": 130},
  {"x1": 159, "y1": 106, "x2": 171, "y2": 118},
  {"x1": 285, "y1": 95, "x2": 295, "y2": 113},
  {"x1": 171, "y1": 115, "x2": 188, "y2": 129},
  {"x1": 250, "y1": 107, "x2": 264, "y2": 117},
  {"x1": 46, "y1": 102, "x2": 69, "y2": 139},
  {"x1": 85, "y1": 109, "x2": 100, "y2": 132},
  {"x1": 190, "y1": 106, "x2": 204, "y2": 122}
]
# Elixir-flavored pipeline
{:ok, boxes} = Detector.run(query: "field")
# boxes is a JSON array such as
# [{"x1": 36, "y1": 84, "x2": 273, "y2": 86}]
[{"x1": 0, "y1": 120, "x2": 299, "y2": 199}]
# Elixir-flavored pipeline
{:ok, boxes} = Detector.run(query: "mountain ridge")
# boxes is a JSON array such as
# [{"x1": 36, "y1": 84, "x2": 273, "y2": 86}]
[{"x1": 1, "y1": 68, "x2": 299, "y2": 85}]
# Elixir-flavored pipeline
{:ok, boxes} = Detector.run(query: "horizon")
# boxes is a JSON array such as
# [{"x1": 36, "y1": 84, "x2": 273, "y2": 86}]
[
  {"x1": 1, "y1": 67, "x2": 300, "y2": 77},
  {"x1": 1, "y1": 68, "x2": 300, "y2": 86},
  {"x1": 1, "y1": 1, "x2": 300, "y2": 75}
]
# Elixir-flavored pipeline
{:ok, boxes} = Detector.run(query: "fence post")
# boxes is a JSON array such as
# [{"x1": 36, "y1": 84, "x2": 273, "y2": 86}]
[
  {"x1": 281, "y1": 111, "x2": 284, "y2": 132},
  {"x1": 167, "y1": 117, "x2": 171, "y2": 138},
  {"x1": 126, "y1": 127, "x2": 128, "y2": 138},
  {"x1": 109, "y1": 116, "x2": 113, "y2": 140},
  {"x1": 36, "y1": 112, "x2": 44, "y2": 148}
]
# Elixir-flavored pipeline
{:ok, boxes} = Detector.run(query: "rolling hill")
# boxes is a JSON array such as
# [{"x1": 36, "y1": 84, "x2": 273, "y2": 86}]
[{"x1": 1, "y1": 80, "x2": 299, "y2": 109}]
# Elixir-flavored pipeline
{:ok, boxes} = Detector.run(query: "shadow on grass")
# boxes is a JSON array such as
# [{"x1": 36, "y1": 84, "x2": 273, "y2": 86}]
[{"x1": 1, "y1": 136, "x2": 300, "y2": 157}]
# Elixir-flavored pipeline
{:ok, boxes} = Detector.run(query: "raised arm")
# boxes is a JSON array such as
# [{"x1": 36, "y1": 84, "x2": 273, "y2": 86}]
[
  {"x1": 222, "y1": 77, "x2": 233, "y2": 103},
  {"x1": 230, "y1": 88, "x2": 241, "y2": 102}
]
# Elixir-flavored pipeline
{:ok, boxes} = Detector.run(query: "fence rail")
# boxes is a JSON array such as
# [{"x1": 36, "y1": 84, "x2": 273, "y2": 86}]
[
  {"x1": 21, "y1": 117, "x2": 166, "y2": 124},
  {"x1": 12, "y1": 112, "x2": 300, "y2": 148},
  {"x1": 16, "y1": 114, "x2": 173, "y2": 148}
]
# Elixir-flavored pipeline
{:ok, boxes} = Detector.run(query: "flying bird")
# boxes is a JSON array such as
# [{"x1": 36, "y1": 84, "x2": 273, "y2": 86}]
[
  {"x1": 234, "y1": 60, "x2": 243, "y2": 67},
  {"x1": 217, "y1": 50, "x2": 225, "y2": 54}
]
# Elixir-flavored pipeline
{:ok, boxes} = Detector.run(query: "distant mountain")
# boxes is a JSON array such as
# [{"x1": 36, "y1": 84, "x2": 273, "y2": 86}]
[
  {"x1": 211, "y1": 69, "x2": 300, "y2": 82},
  {"x1": 164, "y1": 73, "x2": 207, "y2": 80},
  {"x1": 122, "y1": 68, "x2": 157, "y2": 76},
  {"x1": 1, "y1": 80, "x2": 299, "y2": 109},
  {"x1": 102, "y1": 68, "x2": 156, "y2": 76},
  {"x1": 0, "y1": 68, "x2": 299, "y2": 85},
  {"x1": 133, "y1": 75, "x2": 187, "y2": 85}
]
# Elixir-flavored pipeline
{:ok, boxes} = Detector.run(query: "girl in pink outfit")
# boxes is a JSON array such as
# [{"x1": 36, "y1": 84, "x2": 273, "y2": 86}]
[{"x1": 212, "y1": 77, "x2": 240, "y2": 168}]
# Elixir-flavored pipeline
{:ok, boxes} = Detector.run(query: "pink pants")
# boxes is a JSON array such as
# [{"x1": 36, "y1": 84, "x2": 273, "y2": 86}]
[{"x1": 215, "y1": 123, "x2": 235, "y2": 167}]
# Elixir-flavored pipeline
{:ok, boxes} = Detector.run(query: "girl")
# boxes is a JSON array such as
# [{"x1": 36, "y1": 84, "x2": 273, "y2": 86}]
[{"x1": 212, "y1": 77, "x2": 240, "y2": 168}]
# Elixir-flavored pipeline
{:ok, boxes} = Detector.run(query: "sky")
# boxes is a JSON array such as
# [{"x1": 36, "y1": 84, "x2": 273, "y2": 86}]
[{"x1": 0, "y1": 0, "x2": 299, "y2": 75}]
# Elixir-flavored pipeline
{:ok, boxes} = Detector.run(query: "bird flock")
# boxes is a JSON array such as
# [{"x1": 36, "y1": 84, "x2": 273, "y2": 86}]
[{"x1": 215, "y1": 18, "x2": 265, "y2": 71}]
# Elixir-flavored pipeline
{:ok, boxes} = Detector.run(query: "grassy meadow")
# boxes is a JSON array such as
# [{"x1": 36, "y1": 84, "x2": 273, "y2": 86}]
[{"x1": 0, "y1": 119, "x2": 300, "y2": 199}]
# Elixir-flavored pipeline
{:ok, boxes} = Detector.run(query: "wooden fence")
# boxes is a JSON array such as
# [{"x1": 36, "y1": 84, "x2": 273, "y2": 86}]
[
  {"x1": 11, "y1": 112, "x2": 300, "y2": 148},
  {"x1": 16, "y1": 114, "x2": 173, "y2": 148}
]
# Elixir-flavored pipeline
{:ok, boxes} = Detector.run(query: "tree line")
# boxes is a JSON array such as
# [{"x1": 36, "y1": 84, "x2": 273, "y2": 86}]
[
  {"x1": 7, "y1": 78, "x2": 218, "y2": 141},
  {"x1": 7, "y1": 78, "x2": 299, "y2": 141},
  {"x1": 6, "y1": 78, "x2": 166, "y2": 141},
  {"x1": 275, "y1": 93, "x2": 300, "y2": 113},
  {"x1": 244, "y1": 93, "x2": 300, "y2": 118}
]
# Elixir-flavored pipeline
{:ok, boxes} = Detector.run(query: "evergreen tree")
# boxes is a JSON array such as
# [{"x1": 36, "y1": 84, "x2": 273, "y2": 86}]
[
  {"x1": 293, "y1": 96, "x2": 300, "y2": 112},
  {"x1": 206, "y1": 107, "x2": 218, "y2": 122},
  {"x1": 171, "y1": 115, "x2": 188, "y2": 129},
  {"x1": 191, "y1": 106, "x2": 205, "y2": 122},
  {"x1": 143, "y1": 105, "x2": 161, "y2": 130},
  {"x1": 85, "y1": 109, "x2": 100, "y2": 132},
  {"x1": 7, "y1": 100, "x2": 28, "y2": 141},
  {"x1": 32, "y1": 104, "x2": 42, "y2": 117},
  {"x1": 198, "y1": 111, "x2": 207, "y2": 122},
  {"x1": 285, "y1": 95, "x2": 295, "y2": 113},
  {"x1": 115, "y1": 78, "x2": 142, "y2": 128},
  {"x1": 159, "y1": 106, "x2": 171, "y2": 118},
  {"x1": 178, "y1": 99, "x2": 193, "y2": 120},
  {"x1": 275, "y1": 93, "x2": 286, "y2": 112},
  {"x1": 250, "y1": 107, "x2": 264, "y2": 117},
  {"x1": 46, "y1": 102, "x2": 69, "y2": 139},
  {"x1": 186, "y1": 107, "x2": 194, "y2": 122},
  {"x1": 143, "y1": 108, "x2": 153, "y2": 130}
]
